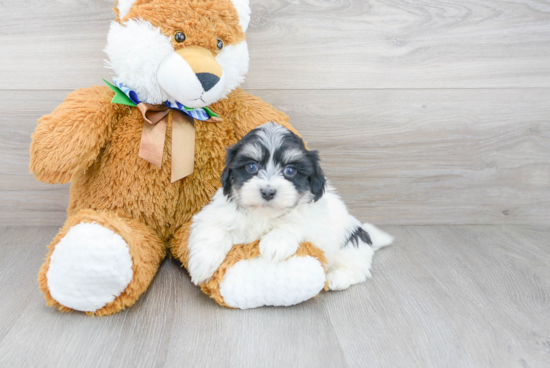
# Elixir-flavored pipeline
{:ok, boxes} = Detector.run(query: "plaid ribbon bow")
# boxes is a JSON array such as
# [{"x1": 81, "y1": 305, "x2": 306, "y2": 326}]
[
  {"x1": 103, "y1": 79, "x2": 221, "y2": 182},
  {"x1": 108, "y1": 79, "x2": 220, "y2": 122}
]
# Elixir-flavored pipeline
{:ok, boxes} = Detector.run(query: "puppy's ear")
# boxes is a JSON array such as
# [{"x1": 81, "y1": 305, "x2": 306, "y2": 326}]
[
  {"x1": 221, "y1": 166, "x2": 232, "y2": 197},
  {"x1": 221, "y1": 143, "x2": 240, "y2": 197},
  {"x1": 307, "y1": 150, "x2": 326, "y2": 201}
]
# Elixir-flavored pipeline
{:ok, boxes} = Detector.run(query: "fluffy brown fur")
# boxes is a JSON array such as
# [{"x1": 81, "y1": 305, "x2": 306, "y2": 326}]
[
  {"x1": 32, "y1": 0, "x2": 325, "y2": 314},
  {"x1": 119, "y1": 0, "x2": 245, "y2": 53},
  {"x1": 38, "y1": 209, "x2": 165, "y2": 316},
  {"x1": 31, "y1": 85, "x2": 318, "y2": 313}
]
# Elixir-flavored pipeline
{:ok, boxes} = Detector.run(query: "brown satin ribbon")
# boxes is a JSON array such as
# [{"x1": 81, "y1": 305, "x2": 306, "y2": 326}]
[{"x1": 137, "y1": 103, "x2": 196, "y2": 183}]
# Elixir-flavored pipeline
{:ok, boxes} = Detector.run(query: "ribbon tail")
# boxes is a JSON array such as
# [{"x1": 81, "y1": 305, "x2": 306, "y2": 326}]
[
  {"x1": 171, "y1": 111, "x2": 196, "y2": 183},
  {"x1": 139, "y1": 119, "x2": 167, "y2": 169},
  {"x1": 205, "y1": 116, "x2": 223, "y2": 123}
]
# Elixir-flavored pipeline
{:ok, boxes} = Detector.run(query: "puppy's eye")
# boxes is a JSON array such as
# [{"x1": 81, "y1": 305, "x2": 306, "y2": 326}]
[
  {"x1": 284, "y1": 165, "x2": 297, "y2": 177},
  {"x1": 174, "y1": 31, "x2": 186, "y2": 43},
  {"x1": 246, "y1": 162, "x2": 259, "y2": 174},
  {"x1": 216, "y1": 39, "x2": 225, "y2": 51}
]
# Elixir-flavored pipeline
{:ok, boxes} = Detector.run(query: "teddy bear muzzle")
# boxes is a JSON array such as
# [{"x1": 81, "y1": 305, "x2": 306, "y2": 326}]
[{"x1": 157, "y1": 45, "x2": 226, "y2": 108}]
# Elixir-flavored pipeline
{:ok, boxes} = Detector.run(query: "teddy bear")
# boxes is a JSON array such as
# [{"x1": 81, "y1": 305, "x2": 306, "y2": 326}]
[{"x1": 30, "y1": 0, "x2": 329, "y2": 315}]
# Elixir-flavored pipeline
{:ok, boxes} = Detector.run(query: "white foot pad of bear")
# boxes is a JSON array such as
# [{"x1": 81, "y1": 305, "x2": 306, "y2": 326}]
[
  {"x1": 219, "y1": 255, "x2": 326, "y2": 309},
  {"x1": 46, "y1": 223, "x2": 134, "y2": 312}
]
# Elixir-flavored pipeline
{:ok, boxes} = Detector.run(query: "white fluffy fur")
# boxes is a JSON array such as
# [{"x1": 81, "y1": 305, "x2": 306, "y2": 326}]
[
  {"x1": 236, "y1": 175, "x2": 299, "y2": 213},
  {"x1": 220, "y1": 256, "x2": 326, "y2": 309},
  {"x1": 328, "y1": 224, "x2": 393, "y2": 290},
  {"x1": 156, "y1": 51, "x2": 228, "y2": 108},
  {"x1": 116, "y1": 0, "x2": 250, "y2": 32},
  {"x1": 229, "y1": 0, "x2": 251, "y2": 32},
  {"x1": 104, "y1": 19, "x2": 174, "y2": 104},
  {"x1": 105, "y1": 20, "x2": 249, "y2": 106},
  {"x1": 215, "y1": 41, "x2": 250, "y2": 100},
  {"x1": 46, "y1": 223, "x2": 134, "y2": 312},
  {"x1": 187, "y1": 123, "x2": 393, "y2": 306},
  {"x1": 116, "y1": 0, "x2": 136, "y2": 20},
  {"x1": 188, "y1": 186, "x2": 393, "y2": 290}
]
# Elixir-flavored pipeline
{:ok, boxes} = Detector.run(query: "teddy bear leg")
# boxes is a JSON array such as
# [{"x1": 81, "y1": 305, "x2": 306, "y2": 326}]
[
  {"x1": 171, "y1": 223, "x2": 327, "y2": 309},
  {"x1": 217, "y1": 247, "x2": 327, "y2": 309},
  {"x1": 38, "y1": 209, "x2": 165, "y2": 316}
]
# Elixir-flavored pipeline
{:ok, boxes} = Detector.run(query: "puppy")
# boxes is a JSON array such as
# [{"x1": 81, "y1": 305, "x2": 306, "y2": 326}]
[{"x1": 187, "y1": 122, "x2": 393, "y2": 290}]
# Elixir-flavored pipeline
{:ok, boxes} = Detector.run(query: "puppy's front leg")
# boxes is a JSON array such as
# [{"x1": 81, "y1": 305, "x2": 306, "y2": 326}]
[
  {"x1": 259, "y1": 227, "x2": 301, "y2": 263},
  {"x1": 188, "y1": 225, "x2": 233, "y2": 285}
]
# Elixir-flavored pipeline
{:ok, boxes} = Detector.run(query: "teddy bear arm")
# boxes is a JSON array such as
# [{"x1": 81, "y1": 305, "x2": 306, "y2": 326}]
[
  {"x1": 30, "y1": 86, "x2": 120, "y2": 184},
  {"x1": 171, "y1": 222, "x2": 328, "y2": 309},
  {"x1": 222, "y1": 89, "x2": 301, "y2": 141}
]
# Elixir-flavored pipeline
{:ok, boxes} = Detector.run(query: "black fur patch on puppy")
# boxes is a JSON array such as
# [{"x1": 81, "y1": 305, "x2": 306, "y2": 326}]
[
  {"x1": 221, "y1": 129, "x2": 266, "y2": 197},
  {"x1": 304, "y1": 150, "x2": 326, "y2": 202},
  {"x1": 344, "y1": 227, "x2": 372, "y2": 248},
  {"x1": 221, "y1": 122, "x2": 327, "y2": 202}
]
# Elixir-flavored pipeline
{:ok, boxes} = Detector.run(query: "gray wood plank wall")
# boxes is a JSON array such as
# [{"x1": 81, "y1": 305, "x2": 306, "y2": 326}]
[{"x1": 0, "y1": 0, "x2": 549, "y2": 226}]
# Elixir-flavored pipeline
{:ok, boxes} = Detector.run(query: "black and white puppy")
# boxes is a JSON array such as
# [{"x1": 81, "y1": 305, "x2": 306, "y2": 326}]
[{"x1": 187, "y1": 122, "x2": 393, "y2": 290}]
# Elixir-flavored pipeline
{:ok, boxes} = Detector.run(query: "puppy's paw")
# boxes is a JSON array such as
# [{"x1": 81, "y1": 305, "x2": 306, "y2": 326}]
[
  {"x1": 187, "y1": 226, "x2": 233, "y2": 286},
  {"x1": 327, "y1": 269, "x2": 357, "y2": 291},
  {"x1": 188, "y1": 249, "x2": 228, "y2": 286},
  {"x1": 259, "y1": 230, "x2": 299, "y2": 263}
]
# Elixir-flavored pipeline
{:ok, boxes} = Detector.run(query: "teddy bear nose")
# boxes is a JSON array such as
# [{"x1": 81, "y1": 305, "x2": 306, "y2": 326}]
[{"x1": 196, "y1": 73, "x2": 220, "y2": 92}]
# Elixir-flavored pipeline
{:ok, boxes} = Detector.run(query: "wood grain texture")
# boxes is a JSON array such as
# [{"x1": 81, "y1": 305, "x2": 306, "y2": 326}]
[
  {"x1": 2, "y1": 89, "x2": 548, "y2": 226},
  {"x1": 0, "y1": 225, "x2": 548, "y2": 367},
  {"x1": 0, "y1": 0, "x2": 549, "y2": 89},
  {"x1": 325, "y1": 225, "x2": 550, "y2": 368},
  {"x1": 0, "y1": 0, "x2": 549, "y2": 225},
  {"x1": 258, "y1": 88, "x2": 550, "y2": 225}
]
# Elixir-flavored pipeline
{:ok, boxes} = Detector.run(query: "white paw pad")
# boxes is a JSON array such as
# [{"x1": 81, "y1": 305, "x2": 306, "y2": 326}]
[
  {"x1": 327, "y1": 269, "x2": 358, "y2": 291},
  {"x1": 219, "y1": 255, "x2": 326, "y2": 309},
  {"x1": 46, "y1": 223, "x2": 134, "y2": 312},
  {"x1": 259, "y1": 231, "x2": 300, "y2": 263}
]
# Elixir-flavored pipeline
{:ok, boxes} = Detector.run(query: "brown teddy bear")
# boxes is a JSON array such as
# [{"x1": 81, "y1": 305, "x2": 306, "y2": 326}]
[{"x1": 30, "y1": 0, "x2": 329, "y2": 315}]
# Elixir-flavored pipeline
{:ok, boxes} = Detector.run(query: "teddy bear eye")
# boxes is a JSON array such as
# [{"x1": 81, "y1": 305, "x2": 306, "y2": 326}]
[
  {"x1": 174, "y1": 31, "x2": 186, "y2": 43},
  {"x1": 216, "y1": 39, "x2": 225, "y2": 51}
]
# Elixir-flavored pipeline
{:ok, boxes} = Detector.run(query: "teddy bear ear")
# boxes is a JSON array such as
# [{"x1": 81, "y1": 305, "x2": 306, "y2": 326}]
[
  {"x1": 230, "y1": 0, "x2": 251, "y2": 32},
  {"x1": 115, "y1": 0, "x2": 138, "y2": 20}
]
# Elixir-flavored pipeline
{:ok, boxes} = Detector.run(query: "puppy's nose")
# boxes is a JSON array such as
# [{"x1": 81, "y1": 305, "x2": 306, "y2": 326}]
[
  {"x1": 196, "y1": 73, "x2": 220, "y2": 92},
  {"x1": 261, "y1": 188, "x2": 277, "y2": 201}
]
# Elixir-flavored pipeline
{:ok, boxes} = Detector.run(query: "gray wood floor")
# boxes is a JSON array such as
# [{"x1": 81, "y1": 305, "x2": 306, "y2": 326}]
[{"x1": 0, "y1": 225, "x2": 548, "y2": 368}]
